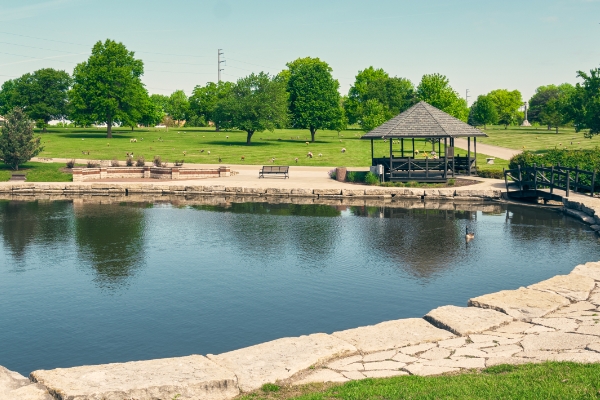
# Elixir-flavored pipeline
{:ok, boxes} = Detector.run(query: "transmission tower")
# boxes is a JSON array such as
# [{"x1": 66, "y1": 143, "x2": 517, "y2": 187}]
[{"x1": 218, "y1": 49, "x2": 225, "y2": 82}]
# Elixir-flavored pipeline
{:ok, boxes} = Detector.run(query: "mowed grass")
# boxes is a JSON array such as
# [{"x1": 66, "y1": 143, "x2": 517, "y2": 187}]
[
  {"x1": 240, "y1": 363, "x2": 600, "y2": 400},
  {"x1": 479, "y1": 125, "x2": 600, "y2": 153},
  {"x1": 35, "y1": 127, "x2": 504, "y2": 170},
  {"x1": 0, "y1": 162, "x2": 72, "y2": 182}
]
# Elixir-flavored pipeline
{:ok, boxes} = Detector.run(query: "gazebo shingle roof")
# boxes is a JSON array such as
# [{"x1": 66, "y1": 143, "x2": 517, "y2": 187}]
[{"x1": 361, "y1": 101, "x2": 487, "y2": 139}]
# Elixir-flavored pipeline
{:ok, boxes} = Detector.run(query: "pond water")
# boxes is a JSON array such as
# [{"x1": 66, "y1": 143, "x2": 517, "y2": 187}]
[{"x1": 0, "y1": 198, "x2": 599, "y2": 375}]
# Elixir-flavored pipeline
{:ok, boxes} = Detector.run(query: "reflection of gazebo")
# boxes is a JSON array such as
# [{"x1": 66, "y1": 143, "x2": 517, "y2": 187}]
[{"x1": 361, "y1": 101, "x2": 487, "y2": 182}]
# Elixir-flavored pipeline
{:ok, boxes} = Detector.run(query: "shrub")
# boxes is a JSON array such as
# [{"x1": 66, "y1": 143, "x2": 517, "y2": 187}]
[
  {"x1": 174, "y1": 159, "x2": 184, "y2": 166},
  {"x1": 477, "y1": 169, "x2": 504, "y2": 179},
  {"x1": 126, "y1": 157, "x2": 134, "y2": 167},
  {"x1": 328, "y1": 168, "x2": 336, "y2": 180},
  {"x1": 66, "y1": 159, "x2": 75, "y2": 169},
  {"x1": 111, "y1": 159, "x2": 119, "y2": 167},
  {"x1": 153, "y1": 156, "x2": 162, "y2": 167},
  {"x1": 86, "y1": 160, "x2": 98, "y2": 168},
  {"x1": 364, "y1": 172, "x2": 379, "y2": 185},
  {"x1": 346, "y1": 171, "x2": 368, "y2": 183},
  {"x1": 135, "y1": 156, "x2": 145, "y2": 167}
]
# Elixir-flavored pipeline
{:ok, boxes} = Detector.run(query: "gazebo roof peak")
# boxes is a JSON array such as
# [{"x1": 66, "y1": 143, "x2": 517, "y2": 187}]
[{"x1": 361, "y1": 101, "x2": 487, "y2": 139}]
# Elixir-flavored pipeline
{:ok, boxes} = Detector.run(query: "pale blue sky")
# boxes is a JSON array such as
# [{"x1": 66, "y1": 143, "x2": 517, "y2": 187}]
[{"x1": 0, "y1": 0, "x2": 598, "y2": 103}]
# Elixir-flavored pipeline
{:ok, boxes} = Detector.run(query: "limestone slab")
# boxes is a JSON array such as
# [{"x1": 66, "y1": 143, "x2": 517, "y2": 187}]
[
  {"x1": 453, "y1": 347, "x2": 488, "y2": 358},
  {"x1": 30, "y1": 355, "x2": 237, "y2": 400},
  {"x1": 293, "y1": 369, "x2": 348, "y2": 385},
  {"x1": 586, "y1": 342, "x2": 600, "y2": 353},
  {"x1": 468, "y1": 334, "x2": 520, "y2": 345},
  {"x1": 326, "y1": 355, "x2": 362, "y2": 370},
  {"x1": 481, "y1": 344, "x2": 523, "y2": 358},
  {"x1": 332, "y1": 318, "x2": 454, "y2": 353},
  {"x1": 531, "y1": 317, "x2": 578, "y2": 332},
  {"x1": 424, "y1": 357, "x2": 486, "y2": 369},
  {"x1": 520, "y1": 332, "x2": 597, "y2": 352},
  {"x1": 494, "y1": 321, "x2": 535, "y2": 334},
  {"x1": 547, "y1": 351, "x2": 600, "y2": 363},
  {"x1": 425, "y1": 305, "x2": 513, "y2": 336},
  {"x1": 208, "y1": 333, "x2": 356, "y2": 391},
  {"x1": 419, "y1": 347, "x2": 452, "y2": 360},
  {"x1": 576, "y1": 325, "x2": 600, "y2": 336},
  {"x1": 362, "y1": 350, "x2": 397, "y2": 362},
  {"x1": 572, "y1": 262, "x2": 600, "y2": 281},
  {"x1": 398, "y1": 343, "x2": 437, "y2": 355},
  {"x1": 391, "y1": 353, "x2": 419, "y2": 363},
  {"x1": 404, "y1": 364, "x2": 460, "y2": 376},
  {"x1": 363, "y1": 361, "x2": 405, "y2": 371},
  {"x1": 333, "y1": 363, "x2": 364, "y2": 372},
  {"x1": 0, "y1": 366, "x2": 52, "y2": 400},
  {"x1": 468, "y1": 288, "x2": 570, "y2": 320},
  {"x1": 362, "y1": 370, "x2": 409, "y2": 378},
  {"x1": 437, "y1": 337, "x2": 468, "y2": 348},
  {"x1": 485, "y1": 357, "x2": 535, "y2": 367},
  {"x1": 524, "y1": 325, "x2": 556, "y2": 334},
  {"x1": 552, "y1": 301, "x2": 598, "y2": 315},
  {"x1": 528, "y1": 274, "x2": 595, "y2": 301},
  {"x1": 341, "y1": 371, "x2": 366, "y2": 380}
]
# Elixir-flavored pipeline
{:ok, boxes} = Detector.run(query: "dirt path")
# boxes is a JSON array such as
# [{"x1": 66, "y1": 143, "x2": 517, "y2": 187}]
[{"x1": 453, "y1": 138, "x2": 521, "y2": 160}]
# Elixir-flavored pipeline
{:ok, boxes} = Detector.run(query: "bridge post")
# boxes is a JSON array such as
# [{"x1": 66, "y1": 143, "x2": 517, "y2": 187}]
[
  {"x1": 591, "y1": 171, "x2": 596, "y2": 198},
  {"x1": 575, "y1": 166, "x2": 580, "y2": 193},
  {"x1": 533, "y1": 164, "x2": 538, "y2": 192},
  {"x1": 504, "y1": 168, "x2": 509, "y2": 194},
  {"x1": 566, "y1": 170, "x2": 570, "y2": 197},
  {"x1": 518, "y1": 165, "x2": 523, "y2": 192},
  {"x1": 550, "y1": 166, "x2": 554, "y2": 195}
]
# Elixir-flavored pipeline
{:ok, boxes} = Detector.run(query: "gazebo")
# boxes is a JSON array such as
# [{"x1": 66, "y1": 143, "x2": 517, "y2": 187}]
[{"x1": 361, "y1": 101, "x2": 487, "y2": 182}]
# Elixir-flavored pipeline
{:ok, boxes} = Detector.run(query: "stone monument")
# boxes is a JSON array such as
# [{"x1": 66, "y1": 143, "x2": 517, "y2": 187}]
[{"x1": 521, "y1": 102, "x2": 531, "y2": 127}]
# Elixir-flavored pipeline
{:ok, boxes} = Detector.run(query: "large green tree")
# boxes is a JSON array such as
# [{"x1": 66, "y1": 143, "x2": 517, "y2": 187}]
[
  {"x1": 0, "y1": 69, "x2": 71, "y2": 132},
  {"x1": 487, "y1": 89, "x2": 523, "y2": 128},
  {"x1": 188, "y1": 81, "x2": 233, "y2": 128},
  {"x1": 166, "y1": 90, "x2": 189, "y2": 126},
  {"x1": 416, "y1": 73, "x2": 468, "y2": 121},
  {"x1": 214, "y1": 72, "x2": 288, "y2": 145},
  {"x1": 138, "y1": 93, "x2": 165, "y2": 127},
  {"x1": 345, "y1": 67, "x2": 415, "y2": 127},
  {"x1": 0, "y1": 107, "x2": 43, "y2": 170},
  {"x1": 286, "y1": 57, "x2": 344, "y2": 142},
  {"x1": 69, "y1": 39, "x2": 147, "y2": 138},
  {"x1": 571, "y1": 68, "x2": 600, "y2": 138},
  {"x1": 360, "y1": 99, "x2": 387, "y2": 132},
  {"x1": 529, "y1": 84, "x2": 575, "y2": 131},
  {"x1": 469, "y1": 95, "x2": 498, "y2": 128}
]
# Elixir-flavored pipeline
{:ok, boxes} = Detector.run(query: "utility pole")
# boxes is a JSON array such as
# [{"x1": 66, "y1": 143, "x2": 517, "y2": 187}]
[
  {"x1": 465, "y1": 89, "x2": 470, "y2": 107},
  {"x1": 218, "y1": 49, "x2": 225, "y2": 82}
]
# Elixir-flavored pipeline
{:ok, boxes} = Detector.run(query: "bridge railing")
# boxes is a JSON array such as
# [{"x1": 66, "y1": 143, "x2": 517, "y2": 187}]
[{"x1": 504, "y1": 164, "x2": 597, "y2": 198}]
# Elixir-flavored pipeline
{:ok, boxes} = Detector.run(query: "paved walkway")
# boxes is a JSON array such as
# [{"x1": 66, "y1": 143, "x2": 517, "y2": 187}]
[{"x1": 454, "y1": 138, "x2": 522, "y2": 160}]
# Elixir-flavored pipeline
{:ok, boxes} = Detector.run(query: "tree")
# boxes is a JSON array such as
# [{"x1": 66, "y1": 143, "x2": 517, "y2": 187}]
[
  {"x1": 188, "y1": 82, "x2": 233, "y2": 128},
  {"x1": 361, "y1": 99, "x2": 387, "y2": 132},
  {"x1": 571, "y1": 68, "x2": 600, "y2": 138},
  {"x1": 345, "y1": 67, "x2": 415, "y2": 126},
  {"x1": 138, "y1": 94, "x2": 165, "y2": 127},
  {"x1": 487, "y1": 89, "x2": 523, "y2": 128},
  {"x1": 214, "y1": 72, "x2": 288, "y2": 145},
  {"x1": 469, "y1": 95, "x2": 498, "y2": 128},
  {"x1": 69, "y1": 39, "x2": 146, "y2": 138},
  {"x1": 416, "y1": 73, "x2": 468, "y2": 121},
  {"x1": 529, "y1": 84, "x2": 575, "y2": 133},
  {"x1": 0, "y1": 108, "x2": 43, "y2": 170},
  {"x1": 166, "y1": 90, "x2": 189, "y2": 127},
  {"x1": 286, "y1": 57, "x2": 343, "y2": 142},
  {"x1": 0, "y1": 80, "x2": 17, "y2": 116}
]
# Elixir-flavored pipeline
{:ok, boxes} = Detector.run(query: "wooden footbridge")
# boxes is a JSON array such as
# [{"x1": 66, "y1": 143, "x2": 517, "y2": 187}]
[{"x1": 504, "y1": 165, "x2": 597, "y2": 201}]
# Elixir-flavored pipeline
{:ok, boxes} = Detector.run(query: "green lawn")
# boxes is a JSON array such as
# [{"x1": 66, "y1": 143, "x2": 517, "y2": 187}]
[
  {"x1": 33, "y1": 127, "x2": 504, "y2": 171},
  {"x1": 0, "y1": 162, "x2": 72, "y2": 182},
  {"x1": 479, "y1": 125, "x2": 600, "y2": 153},
  {"x1": 240, "y1": 363, "x2": 600, "y2": 400}
]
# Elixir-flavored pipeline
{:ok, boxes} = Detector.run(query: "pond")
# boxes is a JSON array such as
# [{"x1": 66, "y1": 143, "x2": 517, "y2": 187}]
[{"x1": 0, "y1": 198, "x2": 599, "y2": 376}]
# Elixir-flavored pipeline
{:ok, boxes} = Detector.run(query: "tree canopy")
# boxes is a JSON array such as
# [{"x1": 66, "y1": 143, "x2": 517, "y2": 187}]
[
  {"x1": 166, "y1": 90, "x2": 189, "y2": 126},
  {"x1": 469, "y1": 95, "x2": 498, "y2": 128},
  {"x1": 416, "y1": 73, "x2": 468, "y2": 121},
  {"x1": 529, "y1": 84, "x2": 575, "y2": 132},
  {"x1": 286, "y1": 57, "x2": 344, "y2": 142},
  {"x1": 69, "y1": 39, "x2": 147, "y2": 138},
  {"x1": 0, "y1": 69, "x2": 71, "y2": 131},
  {"x1": 345, "y1": 67, "x2": 415, "y2": 129},
  {"x1": 188, "y1": 81, "x2": 233, "y2": 128},
  {"x1": 571, "y1": 68, "x2": 600, "y2": 138},
  {"x1": 214, "y1": 72, "x2": 288, "y2": 145},
  {"x1": 0, "y1": 107, "x2": 43, "y2": 170},
  {"x1": 487, "y1": 89, "x2": 523, "y2": 128}
]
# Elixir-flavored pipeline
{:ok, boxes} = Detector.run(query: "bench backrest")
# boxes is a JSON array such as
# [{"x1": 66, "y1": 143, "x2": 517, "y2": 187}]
[{"x1": 262, "y1": 166, "x2": 289, "y2": 173}]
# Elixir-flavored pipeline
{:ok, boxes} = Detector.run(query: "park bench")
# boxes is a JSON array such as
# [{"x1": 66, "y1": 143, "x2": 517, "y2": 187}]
[
  {"x1": 259, "y1": 166, "x2": 289, "y2": 179},
  {"x1": 9, "y1": 173, "x2": 26, "y2": 182}
]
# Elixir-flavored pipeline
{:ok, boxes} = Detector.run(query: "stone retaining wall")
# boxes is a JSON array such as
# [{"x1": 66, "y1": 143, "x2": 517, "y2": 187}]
[{"x1": 72, "y1": 166, "x2": 231, "y2": 182}]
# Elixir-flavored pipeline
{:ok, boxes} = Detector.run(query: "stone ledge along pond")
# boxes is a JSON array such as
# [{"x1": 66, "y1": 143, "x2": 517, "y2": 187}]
[{"x1": 1, "y1": 198, "x2": 599, "y2": 376}]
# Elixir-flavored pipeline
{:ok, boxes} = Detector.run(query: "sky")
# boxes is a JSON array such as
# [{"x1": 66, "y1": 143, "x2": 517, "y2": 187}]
[{"x1": 0, "y1": 0, "x2": 598, "y2": 104}]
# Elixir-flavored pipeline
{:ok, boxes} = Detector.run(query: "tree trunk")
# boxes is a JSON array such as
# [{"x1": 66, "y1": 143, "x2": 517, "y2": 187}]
[
  {"x1": 310, "y1": 127, "x2": 317, "y2": 142},
  {"x1": 131, "y1": 126, "x2": 134, "y2": 131},
  {"x1": 14, "y1": 164, "x2": 18, "y2": 171},
  {"x1": 107, "y1": 115, "x2": 113, "y2": 139},
  {"x1": 42, "y1": 126, "x2": 47, "y2": 133},
  {"x1": 547, "y1": 125, "x2": 551, "y2": 130},
  {"x1": 246, "y1": 130, "x2": 254, "y2": 145},
  {"x1": 555, "y1": 126, "x2": 559, "y2": 134}
]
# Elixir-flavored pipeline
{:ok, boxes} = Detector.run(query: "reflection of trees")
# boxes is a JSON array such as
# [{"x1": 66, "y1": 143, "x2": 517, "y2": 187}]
[
  {"x1": 190, "y1": 202, "x2": 340, "y2": 263},
  {"x1": 0, "y1": 200, "x2": 72, "y2": 259},
  {"x1": 349, "y1": 206, "x2": 475, "y2": 279},
  {"x1": 74, "y1": 203, "x2": 146, "y2": 290}
]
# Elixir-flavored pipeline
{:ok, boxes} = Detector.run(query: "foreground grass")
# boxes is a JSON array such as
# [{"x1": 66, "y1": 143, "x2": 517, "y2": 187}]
[
  {"x1": 479, "y1": 125, "x2": 600, "y2": 153},
  {"x1": 34, "y1": 127, "x2": 504, "y2": 171},
  {"x1": 0, "y1": 162, "x2": 72, "y2": 182},
  {"x1": 240, "y1": 363, "x2": 600, "y2": 400}
]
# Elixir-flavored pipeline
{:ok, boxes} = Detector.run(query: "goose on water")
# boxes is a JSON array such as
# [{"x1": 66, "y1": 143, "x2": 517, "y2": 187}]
[{"x1": 465, "y1": 226, "x2": 474, "y2": 240}]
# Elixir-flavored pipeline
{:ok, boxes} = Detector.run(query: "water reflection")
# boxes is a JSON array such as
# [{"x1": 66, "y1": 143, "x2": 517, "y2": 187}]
[
  {"x1": 0, "y1": 200, "x2": 72, "y2": 260},
  {"x1": 73, "y1": 201, "x2": 147, "y2": 290}
]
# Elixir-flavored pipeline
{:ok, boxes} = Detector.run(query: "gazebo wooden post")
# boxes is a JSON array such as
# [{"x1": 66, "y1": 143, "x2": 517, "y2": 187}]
[
  {"x1": 451, "y1": 138, "x2": 455, "y2": 178},
  {"x1": 412, "y1": 138, "x2": 415, "y2": 155},
  {"x1": 467, "y1": 137, "x2": 471, "y2": 175},
  {"x1": 370, "y1": 139, "x2": 374, "y2": 163},
  {"x1": 444, "y1": 138, "x2": 448, "y2": 178},
  {"x1": 401, "y1": 138, "x2": 404, "y2": 157},
  {"x1": 474, "y1": 137, "x2": 477, "y2": 171},
  {"x1": 389, "y1": 137, "x2": 393, "y2": 178}
]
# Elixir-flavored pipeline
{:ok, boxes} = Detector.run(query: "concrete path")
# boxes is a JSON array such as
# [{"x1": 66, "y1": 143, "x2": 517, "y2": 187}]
[{"x1": 454, "y1": 138, "x2": 522, "y2": 160}]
